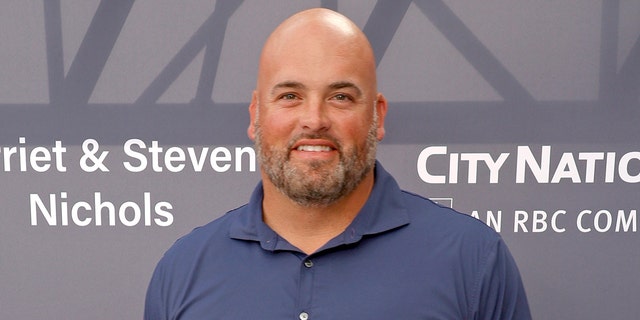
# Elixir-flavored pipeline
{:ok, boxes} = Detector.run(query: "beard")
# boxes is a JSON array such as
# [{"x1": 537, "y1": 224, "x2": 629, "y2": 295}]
[{"x1": 254, "y1": 113, "x2": 378, "y2": 208}]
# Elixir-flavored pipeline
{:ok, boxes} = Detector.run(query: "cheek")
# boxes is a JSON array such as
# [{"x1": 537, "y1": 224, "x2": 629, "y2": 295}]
[
  {"x1": 340, "y1": 114, "x2": 374, "y2": 136},
  {"x1": 334, "y1": 125, "x2": 371, "y2": 152},
  {"x1": 257, "y1": 112, "x2": 297, "y2": 143}
]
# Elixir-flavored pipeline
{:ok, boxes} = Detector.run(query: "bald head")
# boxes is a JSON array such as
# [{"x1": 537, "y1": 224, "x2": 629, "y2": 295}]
[
  {"x1": 270, "y1": 8, "x2": 362, "y2": 41},
  {"x1": 257, "y1": 8, "x2": 378, "y2": 94}
]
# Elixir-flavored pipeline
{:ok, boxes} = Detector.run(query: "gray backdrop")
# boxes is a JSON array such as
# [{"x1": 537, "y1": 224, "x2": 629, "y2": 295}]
[{"x1": 1, "y1": 1, "x2": 639, "y2": 319}]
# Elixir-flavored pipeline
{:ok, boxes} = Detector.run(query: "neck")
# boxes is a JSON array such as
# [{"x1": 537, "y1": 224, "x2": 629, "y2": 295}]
[{"x1": 261, "y1": 171, "x2": 374, "y2": 255}]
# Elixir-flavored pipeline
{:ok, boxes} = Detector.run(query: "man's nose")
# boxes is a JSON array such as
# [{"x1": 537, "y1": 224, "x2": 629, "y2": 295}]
[{"x1": 299, "y1": 98, "x2": 331, "y2": 132}]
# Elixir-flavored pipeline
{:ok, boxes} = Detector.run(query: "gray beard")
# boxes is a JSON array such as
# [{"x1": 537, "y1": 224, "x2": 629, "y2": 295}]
[{"x1": 254, "y1": 119, "x2": 378, "y2": 208}]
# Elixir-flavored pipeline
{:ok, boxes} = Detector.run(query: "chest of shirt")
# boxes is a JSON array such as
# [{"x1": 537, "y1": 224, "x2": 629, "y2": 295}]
[{"x1": 169, "y1": 237, "x2": 475, "y2": 320}]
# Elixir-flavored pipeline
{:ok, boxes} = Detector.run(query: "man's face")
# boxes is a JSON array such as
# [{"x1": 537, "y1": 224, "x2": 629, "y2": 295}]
[{"x1": 248, "y1": 29, "x2": 386, "y2": 207}]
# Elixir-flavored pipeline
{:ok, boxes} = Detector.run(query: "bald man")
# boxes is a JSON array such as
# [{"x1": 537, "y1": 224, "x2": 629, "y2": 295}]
[{"x1": 145, "y1": 8, "x2": 531, "y2": 320}]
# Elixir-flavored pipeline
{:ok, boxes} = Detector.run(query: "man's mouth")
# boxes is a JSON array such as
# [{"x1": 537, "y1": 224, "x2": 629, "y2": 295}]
[{"x1": 296, "y1": 145, "x2": 333, "y2": 152}]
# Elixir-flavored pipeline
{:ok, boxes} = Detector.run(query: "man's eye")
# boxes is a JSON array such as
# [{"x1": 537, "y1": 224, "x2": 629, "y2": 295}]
[
  {"x1": 281, "y1": 93, "x2": 297, "y2": 100},
  {"x1": 333, "y1": 94, "x2": 351, "y2": 101}
]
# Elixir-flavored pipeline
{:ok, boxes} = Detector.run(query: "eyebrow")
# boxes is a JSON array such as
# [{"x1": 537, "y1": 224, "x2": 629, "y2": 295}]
[
  {"x1": 271, "y1": 81, "x2": 306, "y2": 95},
  {"x1": 328, "y1": 81, "x2": 363, "y2": 98}
]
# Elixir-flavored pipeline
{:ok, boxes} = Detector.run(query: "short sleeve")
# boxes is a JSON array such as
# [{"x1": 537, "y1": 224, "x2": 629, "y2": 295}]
[
  {"x1": 473, "y1": 238, "x2": 532, "y2": 320},
  {"x1": 144, "y1": 260, "x2": 168, "y2": 320}
]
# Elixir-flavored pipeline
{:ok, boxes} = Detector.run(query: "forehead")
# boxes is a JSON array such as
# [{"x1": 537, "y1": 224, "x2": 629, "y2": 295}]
[
  {"x1": 258, "y1": 18, "x2": 377, "y2": 93},
  {"x1": 259, "y1": 42, "x2": 375, "y2": 94},
  {"x1": 269, "y1": 54, "x2": 363, "y2": 82}
]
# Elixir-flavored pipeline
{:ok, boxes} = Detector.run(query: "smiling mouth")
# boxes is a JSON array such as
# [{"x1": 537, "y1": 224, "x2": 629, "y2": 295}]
[{"x1": 296, "y1": 145, "x2": 333, "y2": 152}]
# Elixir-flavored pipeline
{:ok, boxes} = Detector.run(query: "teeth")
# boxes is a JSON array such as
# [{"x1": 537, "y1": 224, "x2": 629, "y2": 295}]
[{"x1": 297, "y1": 145, "x2": 332, "y2": 152}]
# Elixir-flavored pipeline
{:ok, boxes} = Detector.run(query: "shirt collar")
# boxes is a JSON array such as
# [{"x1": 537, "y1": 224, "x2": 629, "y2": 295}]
[{"x1": 228, "y1": 161, "x2": 411, "y2": 252}]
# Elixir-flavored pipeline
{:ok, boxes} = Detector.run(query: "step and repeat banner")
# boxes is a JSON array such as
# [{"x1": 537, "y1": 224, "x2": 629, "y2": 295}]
[{"x1": 1, "y1": 1, "x2": 639, "y2": 319}]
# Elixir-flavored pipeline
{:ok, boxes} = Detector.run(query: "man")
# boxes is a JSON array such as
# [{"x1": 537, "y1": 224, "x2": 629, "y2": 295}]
[{"x1": 145, "y1": 8, "x2": 531, "y2": 319}]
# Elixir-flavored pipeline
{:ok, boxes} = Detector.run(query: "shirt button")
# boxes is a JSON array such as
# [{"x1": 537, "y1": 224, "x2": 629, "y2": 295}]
[
  {"x1": 299, "y1": 312, "x2": 309, "y2": 320},
  {"x1": 303, "y1": 260, "x2": 313, "y2": 268}
]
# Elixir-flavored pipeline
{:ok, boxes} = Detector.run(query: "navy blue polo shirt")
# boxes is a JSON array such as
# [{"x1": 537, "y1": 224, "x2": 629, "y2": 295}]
[{"x1": 145, "y1": 162, "x2": 531, "y2": 319}]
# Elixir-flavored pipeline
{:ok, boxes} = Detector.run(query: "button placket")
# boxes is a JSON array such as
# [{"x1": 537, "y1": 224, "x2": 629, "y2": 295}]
[{"x1": 297, "y1": 257, "x2": 314, "y2": 319}]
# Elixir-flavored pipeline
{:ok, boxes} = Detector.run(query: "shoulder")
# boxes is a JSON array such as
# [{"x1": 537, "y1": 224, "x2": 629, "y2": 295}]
[
  {"x1": 394, "y1": 189, "x2": 509, "y2": 277},
  {"x1": 397, "y1": 190, "x2": 530, "y2": 317},
  {"x1": 145, "y1": 205, "x2": 251, "y2": 318},
  {"x1": 371, "y1": 163, "x2": 498, "y2": 241},
  {"x1": 400, "y1": 189, "x2": 500, "y2": 241},
  {"x1": 159, "y1": 204, "x2": 247, "y2": 265}
]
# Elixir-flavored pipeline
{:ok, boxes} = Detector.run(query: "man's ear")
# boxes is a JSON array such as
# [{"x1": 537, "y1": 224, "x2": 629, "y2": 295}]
[
  {"x1": 247, "y1": 91, "x2": 258, "y2": 141},
  {"x1": 375, "y1": 93, "x2": 388, "y2": 141}
]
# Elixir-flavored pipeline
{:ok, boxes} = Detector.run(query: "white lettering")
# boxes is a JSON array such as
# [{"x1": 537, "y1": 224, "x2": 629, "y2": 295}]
[
  {"x1": 123, "y1": 139, "x2": 256, "y2": 173},
  {"x1": 619, "y1": 152, "x2": 640, "y2": 183},
  {"x1": 210, "y1": 147, "x2": 231, "y2": 172},
  {"x1": 616, "y1": 210, "x2": 637, "y2": 232},
  {"x1": 514, "y1": 210, "x2": 566, "y2": 233},
  {"x1": 448, "y1": 153, "x2": 459, "y2": 183},
  {"x1": 516, "y1": 146, "x2": 551, "y2": 183},
  {"x1": 165, "y1": 147, "x2": 186, "y2": 172},
  {"x1": 577, "y1": 210, "x2": 592, "y2": 232},
  {"x1": 605, "y1": 152, "x2": 616, "y2": 183},
  {"x1": 0, "y1": 137, "x2": 67, "y2": 172},
  {"x1": 71, "y1": 201, "x2": 92, "y2": 226},
  {"x1": 579, "y1": 152, "x2": 605, "y2": 183},
  {"x1": 532, "y1": 210, "x2": 547, "y2": 232},
  {"x1": 577, "y1": 209, "x2": 636, "y2": 233},
  {"x1": 417, "y1": 146, "x2": 447, "y2": 184},
  {"x1": 514, "y1": 210, "x2": 529, "y2": 232},
  {"x1": 123, "y1": 139, "x2": 148, "y2": 172},
  {"x1": 30, "y1": 194, "x2": 57, "y2": 226},
  {"x1": 551, "y1": 153, "x2": 580, "y2": 183},
  {"x1": 418, "y1": 146, "x2": 509, "y2": 184},
  {"x1": 594, "y1": 210, "x2": 613, "y2": 232},
  {"x1": 235, "y1": 147, "x2": 256, "y2": 172},
  {"x1": 552, "y1": 210, "x2": 566, "y2": 233},
  {"x1": 29, "y1": 192, "x2": 174, "y2": 227},
  {"x1": 470, "y1": 210, "x2": 502, "y2": 232},
  {"x1": 119, "y1": 202, "x2": 141, "y2": 227},
  {"x1": 187, "y1": 147, "x2": 208, "y2": 171}
]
